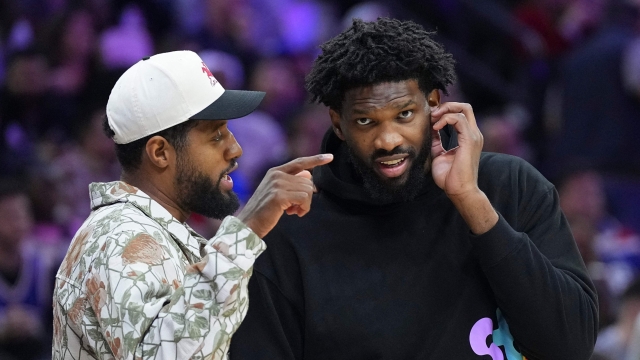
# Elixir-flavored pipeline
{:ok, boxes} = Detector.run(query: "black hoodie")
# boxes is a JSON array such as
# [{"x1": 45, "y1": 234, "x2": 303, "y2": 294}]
[{"x1": 230, "y1": 130, "x2": 598, "y2": 360}]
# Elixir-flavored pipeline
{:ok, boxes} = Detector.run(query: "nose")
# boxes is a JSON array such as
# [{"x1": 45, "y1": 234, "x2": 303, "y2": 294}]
[
  {"x1": 225, "y1": 130, "x2": 243, "y2": 160},
  {"x1": 373, "y1": 122, "x2": 403, "y2": 152}
]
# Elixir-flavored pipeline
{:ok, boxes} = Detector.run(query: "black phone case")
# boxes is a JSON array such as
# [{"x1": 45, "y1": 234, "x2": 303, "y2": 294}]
[{"x1": 439, "y1": 124, "x2": 458, "y2": 151}]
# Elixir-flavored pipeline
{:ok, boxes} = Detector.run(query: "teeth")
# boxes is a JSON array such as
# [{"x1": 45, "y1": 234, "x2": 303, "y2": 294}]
[{"x1": 380, "y1": 158, "x2": 403, "y2": 166}]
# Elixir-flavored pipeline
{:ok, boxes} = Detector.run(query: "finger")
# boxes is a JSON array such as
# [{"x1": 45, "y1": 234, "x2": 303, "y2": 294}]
[
  {"x1": 431, "y1": 127, "x2": 445, "y2": 156},
  {"x1": 273, "y1": 173, "x2": 315, "y2": 193},
  {"x1": 285, "y1": 204, "x2": 310, "y2": 217},
  {"x1": 295, "y1": 170, "x2": 318, "y2": 192},
  {"x1": 295, "y1": 170, "x2": 312, "y2": 180},
  {"x1": 282, "y1": 191, "x2": 312, "y2": 212},
  {"x1": 274, "y1": 154, "x2": 333, "y2": 175},
  {"x1": 432, "y1": 113, "x2": 482, "y2": 151},
  {"x1": 432, "y1": 113, "x2": 471, "y2": 133},
  {"x1": 431, "y1": 102, "x2": 477, "y2": 128},
  {"x1": 296, "y1": 189, "x2": 313, "y2": 216}
]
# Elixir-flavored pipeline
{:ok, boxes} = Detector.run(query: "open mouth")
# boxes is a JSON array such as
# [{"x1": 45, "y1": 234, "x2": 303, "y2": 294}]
[
  {"x1": 375, "y1": 155, "x2": 409, "y2": 178},
  {"x1": 219, "y1": 162, "x2": 238, "y2": 190},
  {"x1": 379, "y1": 157, "x2": 406, "y2": 167}
]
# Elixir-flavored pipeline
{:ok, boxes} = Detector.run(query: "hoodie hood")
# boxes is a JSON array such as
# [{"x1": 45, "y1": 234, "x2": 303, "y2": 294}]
[{"x1": 313, "y1": 129, "x2": 436, "y2": 206}]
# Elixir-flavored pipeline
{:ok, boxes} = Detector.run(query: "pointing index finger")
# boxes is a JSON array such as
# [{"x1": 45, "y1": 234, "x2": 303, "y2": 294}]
[{"x1": 275, "y1": 154, "x2": 334, "y2": 175}]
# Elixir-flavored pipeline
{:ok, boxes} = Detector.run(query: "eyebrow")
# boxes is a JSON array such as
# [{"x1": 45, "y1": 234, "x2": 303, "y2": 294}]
[
  {"x1": 207, "y1": 120, "x2": 226, "y2": 133},
  {"x1": 352, "y1": 99, "x2": 416, "y2": 115}
]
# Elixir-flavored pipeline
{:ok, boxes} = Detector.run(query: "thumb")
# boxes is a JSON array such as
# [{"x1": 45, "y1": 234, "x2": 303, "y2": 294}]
[
  {"x1": 295, "y1": 170, "x2": 318, "y2": 192},
  {"x1": 295, "y1": 170, "x2": 312, "y2": 180}
]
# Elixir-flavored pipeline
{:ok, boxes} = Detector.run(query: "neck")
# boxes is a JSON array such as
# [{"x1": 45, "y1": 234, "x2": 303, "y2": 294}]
[{"x1": 122, "y1": 172, "x2": 191, "y2": 223}]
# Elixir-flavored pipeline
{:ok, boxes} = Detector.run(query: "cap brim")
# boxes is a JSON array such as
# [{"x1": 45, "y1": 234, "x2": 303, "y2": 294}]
[{"x1": 190, "y1": 90, "x2": 266, "y2": 120}]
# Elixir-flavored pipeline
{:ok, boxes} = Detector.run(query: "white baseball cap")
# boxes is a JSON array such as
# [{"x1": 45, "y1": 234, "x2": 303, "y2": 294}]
[{"x1": 106, "y1": 50, "x2": 265, "y2": 144}]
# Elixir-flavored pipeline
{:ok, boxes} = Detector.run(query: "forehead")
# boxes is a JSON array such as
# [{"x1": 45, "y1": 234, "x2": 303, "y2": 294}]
[{"x1": 342, "y1": 80, "x2": 423, "y2": 113}]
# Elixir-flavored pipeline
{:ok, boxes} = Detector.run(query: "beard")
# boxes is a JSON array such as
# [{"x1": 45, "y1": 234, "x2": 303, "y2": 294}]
[
  {"x1": 347, "y1": 130, "x2": 431, "y2": 203},
  {"x1": 175, "y1": 157, "x2": 240, "y2": 220}
]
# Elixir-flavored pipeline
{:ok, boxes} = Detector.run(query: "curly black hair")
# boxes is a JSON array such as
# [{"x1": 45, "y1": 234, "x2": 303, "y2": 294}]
[{"x1": 306, "y1": 18, "x2": 456, "y2": 110}]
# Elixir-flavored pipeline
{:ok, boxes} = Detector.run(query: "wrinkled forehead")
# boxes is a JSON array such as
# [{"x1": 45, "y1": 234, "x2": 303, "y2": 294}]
[{"x1": 341, "y1": 80, "x2": 425, "y2": 113}]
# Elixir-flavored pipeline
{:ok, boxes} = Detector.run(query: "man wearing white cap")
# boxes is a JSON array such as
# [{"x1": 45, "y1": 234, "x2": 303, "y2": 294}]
[{"x1": 51, "y1": 50, "x2": 332, "y2": 360}]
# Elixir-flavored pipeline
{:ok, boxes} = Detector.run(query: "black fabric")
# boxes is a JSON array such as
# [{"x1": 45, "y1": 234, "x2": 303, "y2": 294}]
[
  {"x1": 190, "y1": 90, "x2": 265, "y2": 120},
  {"x1": 230, "y1": 130, "x2": 598, "y2": 360}
]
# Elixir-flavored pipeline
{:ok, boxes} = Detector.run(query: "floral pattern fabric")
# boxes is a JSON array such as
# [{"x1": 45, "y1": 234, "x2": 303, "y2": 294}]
[{"x1": 52, "y1": 181, "x2": 266, "y2": 360}]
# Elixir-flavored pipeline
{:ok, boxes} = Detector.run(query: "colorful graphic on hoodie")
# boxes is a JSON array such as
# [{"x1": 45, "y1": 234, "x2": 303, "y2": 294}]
[{"x1": 469, "y1": 309, "x2": 525, "y2": 360}]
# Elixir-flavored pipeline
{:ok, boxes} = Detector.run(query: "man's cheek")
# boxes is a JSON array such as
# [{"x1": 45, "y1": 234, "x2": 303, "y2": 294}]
[{"x1": 346, "y1": 140, "x2": 374, "y2": 166}]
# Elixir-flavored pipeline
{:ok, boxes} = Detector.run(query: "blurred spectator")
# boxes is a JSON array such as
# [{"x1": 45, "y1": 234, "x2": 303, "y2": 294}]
[
  {"x1": 0, "y1": 49, "x2": 56, "y2": 174},
  {"x1": 193, "y1": 0, "x2": 267, "y2": 67},
  {"x1": 49, "y1": 108, "x2": 120, "y2": 235},
  {"x1": 287, "y1": 104, "x2": 331, "y2": 158},
  {"x1": 5, "y1": 18, "x2": 35, "y2": 54},
  {"x1": 249, "y1": 57, "x2": 305, "y2": 124},
  {"x1": 279, "y1": 0, "x2": 336, "y2": 54},
  {"x1": 554, "y1": 0, "x2": 640, "y2": 176},
  {"x1": 512, "y1": 0, "x2": 568, "y2": 59},
  {"x1": 341, "y1": 2, "x2": 391, "y2": 29},
  {"x1": 41, "y1": 6, "x2": 105, "y2": 141},
  {"x1": 595, "y1": 276, "x2": 640, "y2": 360},
  {"x1": 558, "y1": 0, "x2": 608, "y2": 46},
  {"x1": 199, "y1": 49, "x2": 246, "y2": 89},
  {"x1": 174, "y1": 0, "x2": 207, "y2": 37},
  {"x1": 558, "y1": 168, "x2": 640, "y2": 297},
  {"x1": 99, "y1": 4, "x2": 154, "y2": 70},
  {"x1": 479, "y1": 106, "x2": 534, "y2": 162},
  {"x1": 47, "y1": 7, "x2": 98, "y2": 96},
  {"x1": 0, "y1": 179, "x2": 57, "y2": 360}
]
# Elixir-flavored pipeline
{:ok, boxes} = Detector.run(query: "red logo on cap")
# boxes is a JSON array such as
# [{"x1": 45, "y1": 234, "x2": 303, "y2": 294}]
[{"x1": 201, "y1": 62, "x2": 218, "y2": 87}]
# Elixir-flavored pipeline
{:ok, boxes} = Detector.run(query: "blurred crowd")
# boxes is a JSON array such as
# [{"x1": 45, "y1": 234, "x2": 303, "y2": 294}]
[{"x1": 0, "y1": 0, "x2": 639, "y2": 359}]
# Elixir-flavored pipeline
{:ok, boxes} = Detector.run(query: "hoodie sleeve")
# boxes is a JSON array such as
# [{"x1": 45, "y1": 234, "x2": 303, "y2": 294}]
[{"x1": 471, "y1": 158, "x2": 598, "y2": 360}]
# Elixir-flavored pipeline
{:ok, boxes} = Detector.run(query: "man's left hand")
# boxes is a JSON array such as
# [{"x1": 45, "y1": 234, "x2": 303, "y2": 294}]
[
  {"x1": 430, "y1": 102, "x2": 483, "y2": 198},
  {"x1": 430, "y1": 102, "x2": 498, "y2": 235}
]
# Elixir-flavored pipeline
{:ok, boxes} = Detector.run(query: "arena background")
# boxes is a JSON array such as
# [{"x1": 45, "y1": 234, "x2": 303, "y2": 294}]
[{"x1": 0, "y1": 0, "x2": 639, "y2": 359}]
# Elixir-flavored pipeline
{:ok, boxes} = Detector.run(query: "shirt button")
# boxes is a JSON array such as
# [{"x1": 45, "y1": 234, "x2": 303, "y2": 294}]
[{"x1": 245, "y1": 249, "x2": 255, "y2": 259}]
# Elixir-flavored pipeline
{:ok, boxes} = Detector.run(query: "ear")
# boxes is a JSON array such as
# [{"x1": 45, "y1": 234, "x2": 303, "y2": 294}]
[
  {"x1": 144, "y1": 136, "x2": 174, "y2": 170},
  {"x1": 427, "y1": 89, "x2": 441, "y2": 109},
  {"x1": 329, "y1": 109, "x2": 345, "y2": 141}
]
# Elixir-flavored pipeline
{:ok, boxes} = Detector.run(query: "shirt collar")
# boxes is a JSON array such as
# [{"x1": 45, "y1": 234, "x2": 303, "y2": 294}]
[{"x1": 89, "y1": 181, "x2": 204, "y2": 262}]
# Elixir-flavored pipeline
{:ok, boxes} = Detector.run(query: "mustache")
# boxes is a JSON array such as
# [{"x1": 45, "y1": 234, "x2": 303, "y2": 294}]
[
  {"x1": 370, "y1": 146, "x2": 416, "y2": 161},
  {"x1": 217, "y1": 159, "x2": 238, "y2": 180}
]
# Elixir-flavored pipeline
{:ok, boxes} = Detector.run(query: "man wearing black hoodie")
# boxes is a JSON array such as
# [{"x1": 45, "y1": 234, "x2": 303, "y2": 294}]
[{"x1": 230, "y1": 18, "x2": 597, "y2": 360}]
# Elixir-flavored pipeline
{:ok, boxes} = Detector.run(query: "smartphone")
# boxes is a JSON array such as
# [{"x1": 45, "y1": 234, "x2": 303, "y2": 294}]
[{"x1": 439, "y1": 124, "x2": 458, "y2": 151}]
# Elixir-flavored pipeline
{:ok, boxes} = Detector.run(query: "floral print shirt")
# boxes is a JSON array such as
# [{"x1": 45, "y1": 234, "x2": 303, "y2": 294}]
[{"x1": 52, "y1": 182, "x2": 266, "y2": 360}]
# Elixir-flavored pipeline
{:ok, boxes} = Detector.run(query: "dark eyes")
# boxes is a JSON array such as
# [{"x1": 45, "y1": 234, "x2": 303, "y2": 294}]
[
  {"x1": 354, "y1": 110, "x2": 414, "y2": 126},
  {"x1": 399, "y1": 110, "x2": 413, "y2": 119},
  {"x1": 213, "y1": 130, "x2": 224, "y2": 141},
  {"x1": 356, "y1": 118, "x2": 373, "y2": 125}
]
